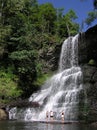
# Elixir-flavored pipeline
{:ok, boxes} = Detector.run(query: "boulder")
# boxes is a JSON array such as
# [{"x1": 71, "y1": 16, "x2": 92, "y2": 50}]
[
  {"x1": 91, "y1": 122, "x2": 97, "y2": 127},
  {"x1": 0, "y1": 109, "x2": 8, "y2": 120}
]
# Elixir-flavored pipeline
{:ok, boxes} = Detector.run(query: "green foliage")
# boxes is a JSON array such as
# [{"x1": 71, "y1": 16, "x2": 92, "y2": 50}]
[
  {"x1": 85, "y1": 11, "x2": 97, "y2": 26},
  {"x1": 10, "y1": 50, "x2": 36, "y2": 60},
  {"x1": 33, "y1": 72, "x2": 53, "y2": 86},
  {"x1": 0, "y1": 68, "x2": 22, "y2": 100},
  {"x1": 0, "y1": 25, "x2": 12, "y2": 43},
  {"x1": 80, "y1": 0, "x2": 97, "y2": 27},
  {"x1": 0, "y1": 0, "x2": 79, "y2": 98},
  {"x1": 56, "y1": 10, "x2": 79, "y2": 37},
  {"x1": 63, "y1": 10, "x2": 79, "y2": 36},
  {"x1": 38, "y1": 3, "x2": 57, "y2": 33},
  {"x1": 35, "y1": 63, "x2": 43, "y2": 77}
]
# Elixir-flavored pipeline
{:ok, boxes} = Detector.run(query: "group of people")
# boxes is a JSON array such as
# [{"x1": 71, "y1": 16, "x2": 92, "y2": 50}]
[{"x1": 46, "y1": 110, "x2": 65, "y2": 122}]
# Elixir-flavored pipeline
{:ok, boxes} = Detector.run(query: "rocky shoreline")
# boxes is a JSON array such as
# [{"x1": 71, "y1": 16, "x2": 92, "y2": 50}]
[
  {"x1": 0, "y1": 100, "x2": 40, "y2": 120},
  {"x1": 0, "y1": 101, "x2": 97, "y2": 127},
  {"x1": 0, "y1": 108, "x2": 8, "y2": 120}
]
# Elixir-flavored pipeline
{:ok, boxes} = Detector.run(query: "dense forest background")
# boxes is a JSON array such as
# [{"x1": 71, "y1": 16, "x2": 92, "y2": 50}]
[{"x1": 0, "y1": 0, "x2": 97, "y2": 101}]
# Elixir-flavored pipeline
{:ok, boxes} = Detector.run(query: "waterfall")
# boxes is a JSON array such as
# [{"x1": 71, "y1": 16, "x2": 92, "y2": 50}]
[{"x1": 9, "y1": 34, "x2": 83, "y2": 121}]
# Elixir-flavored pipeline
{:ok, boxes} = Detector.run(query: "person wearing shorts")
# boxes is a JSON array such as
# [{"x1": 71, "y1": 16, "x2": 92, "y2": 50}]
[{"x1": 50, "y1": 111, "x2": 54, "y2": 121}]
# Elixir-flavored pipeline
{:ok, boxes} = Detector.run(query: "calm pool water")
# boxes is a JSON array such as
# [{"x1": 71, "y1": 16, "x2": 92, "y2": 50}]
[{"x1": 0, "y1": 121, "x2": 96, "y2": 130}]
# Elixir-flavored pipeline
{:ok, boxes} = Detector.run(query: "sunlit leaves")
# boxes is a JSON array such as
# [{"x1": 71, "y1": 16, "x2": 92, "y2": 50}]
[{"x1": 0, "y1": 69, "x2": 22, "y2": 99}]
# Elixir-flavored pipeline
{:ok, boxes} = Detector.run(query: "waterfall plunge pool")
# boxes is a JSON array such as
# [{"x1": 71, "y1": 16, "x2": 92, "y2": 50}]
[{"x1": 0, "y1": 120, "x2": 97, "y2": 130}]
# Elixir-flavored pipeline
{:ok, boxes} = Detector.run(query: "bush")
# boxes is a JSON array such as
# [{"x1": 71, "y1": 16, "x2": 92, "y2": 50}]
[{"x1": 0, "y1": 68, "x2": 22, "y2": 101}]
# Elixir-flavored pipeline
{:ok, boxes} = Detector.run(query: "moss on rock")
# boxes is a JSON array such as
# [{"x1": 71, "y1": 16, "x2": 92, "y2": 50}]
[{"x1": 88, "y1": 59, "x2": 96, "y2": 66}]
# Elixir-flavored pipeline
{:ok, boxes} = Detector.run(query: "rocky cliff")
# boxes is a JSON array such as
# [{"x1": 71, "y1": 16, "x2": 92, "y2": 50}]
[{"x1": 78, "y1": 24, "x2": 97, "y2": 122}]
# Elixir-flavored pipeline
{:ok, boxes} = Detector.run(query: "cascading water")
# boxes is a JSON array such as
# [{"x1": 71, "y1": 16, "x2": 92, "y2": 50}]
[{"x1": 9, "y1": 34, "x2": 83, "y2": 121}]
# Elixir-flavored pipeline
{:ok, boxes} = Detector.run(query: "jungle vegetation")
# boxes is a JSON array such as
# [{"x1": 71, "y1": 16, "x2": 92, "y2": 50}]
[{"x1": 0, "y1": 0, "x2": 96, "y2": 101}]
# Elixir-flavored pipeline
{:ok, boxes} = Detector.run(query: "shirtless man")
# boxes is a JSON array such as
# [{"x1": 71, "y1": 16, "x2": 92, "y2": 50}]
[{"x1": 61, "y1": 111, "x2": 65, "y2": 122}]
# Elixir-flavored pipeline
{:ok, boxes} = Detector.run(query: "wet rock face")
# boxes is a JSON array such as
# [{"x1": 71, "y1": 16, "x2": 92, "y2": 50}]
[
  {"x1": 78, "y1": 25, "x2": 97, "y2": 122},
  {"x1": 78, "y1": 25, "x2": 97, "y2": 65},
  {"x1": 85, "y1": 25, "x2": 97, "y2": 63}
]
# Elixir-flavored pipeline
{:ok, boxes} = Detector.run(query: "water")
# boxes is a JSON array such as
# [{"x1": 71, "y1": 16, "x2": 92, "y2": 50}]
[
  {"x1": 0, "y1": 121, "x2": 97, "y2": 130},
  {"x1": 9, "y1": 34, "x2": 84, "y2": 121}
]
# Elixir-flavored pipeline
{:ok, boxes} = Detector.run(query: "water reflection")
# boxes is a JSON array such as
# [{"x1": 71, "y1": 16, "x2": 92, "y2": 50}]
[
  {"x1": 37, "y1": 123, "x2": 96, "y2": 130},
  {"x1": 0, "y1": 121, "x2": 97, "y2": 130}
]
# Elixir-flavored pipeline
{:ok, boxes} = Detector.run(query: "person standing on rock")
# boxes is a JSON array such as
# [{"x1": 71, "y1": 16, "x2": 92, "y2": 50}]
[
  {"x1": 50, "y1": 111, "x2": 54, "y2": 121},
  {"x1": 61, "y1": 111, "x2": 65, "y2": 122},
  {"x1": 46, "y1": 111, "x2": 49, "y2": 121}
]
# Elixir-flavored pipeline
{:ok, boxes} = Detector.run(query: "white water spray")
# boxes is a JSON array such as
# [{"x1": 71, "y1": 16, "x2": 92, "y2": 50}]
[{"x1": 9, "y1": 34, "x2": 83, "y2": 121}]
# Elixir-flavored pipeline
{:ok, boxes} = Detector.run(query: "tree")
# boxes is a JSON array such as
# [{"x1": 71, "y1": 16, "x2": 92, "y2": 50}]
[
  {"x1": 38, "y1": 3, "x2": 57, "y2": 34},
  {"x1": 0, "y1": 0, "x2": 80, "y2": 98},
  {"x1": 85, "y1": 11, "x2": 97, "y2": 26},
  {"x1": 54, "y1": 8, "x2": 64, "y2": 35},
  {"x1": 0, "y1": 69, "x2": 22, "y2": 100},
  {"x1": 0, "y1": 0, "x2": 39, "y2": 97},
  {"x1": 57, "y1": 10, "x2": 79, "y2": 37},
  {"x1": 80, "y1": 0, "x2": 97, "y2": 26}
]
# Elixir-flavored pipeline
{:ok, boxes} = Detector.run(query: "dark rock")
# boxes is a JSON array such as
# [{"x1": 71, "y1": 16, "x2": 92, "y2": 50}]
[
  {"x1": 8, "y1": 100, "x2": 40, "y2": 109},
  {"x1": 91, "y1": 122, "x2": 97, "y2": 127},
  {"x1": 81, "y1": 64, "x2": 97, "y2": 83},
  {"x1": 78, "y1": 25, "x2": 97, "y2": 65},
  {"x1": 78, "y1": 24, "x2": 97, "y2": 122},
  {"x1": 0, "y1": 100, "x2": 40, "y2": 120}
]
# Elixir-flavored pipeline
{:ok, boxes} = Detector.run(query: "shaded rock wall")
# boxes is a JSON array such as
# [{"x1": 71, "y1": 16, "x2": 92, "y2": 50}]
[
  {"x1": 78, "y1": 25, "x2": 97, "y2": 122},
  {"x1": 78, "y1": 25, "x2": 97, "y2": 64}
]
